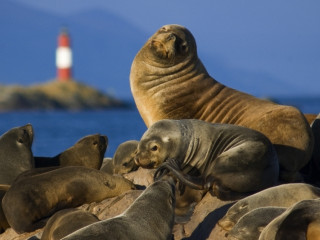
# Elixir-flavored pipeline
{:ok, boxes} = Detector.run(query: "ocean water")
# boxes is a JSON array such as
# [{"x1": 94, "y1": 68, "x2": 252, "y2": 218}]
[
  {"x1": 0, "y1": 97, "x2": 319, "y2": 158},
  {"x1": 0, "y1": 108, "x2": 147, "y2": 158}
]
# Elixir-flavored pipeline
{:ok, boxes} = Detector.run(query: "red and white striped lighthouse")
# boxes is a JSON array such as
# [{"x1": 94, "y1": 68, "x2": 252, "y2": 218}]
[{"x1": 56, "y1": 29, "x2": 72, "y2": 81}]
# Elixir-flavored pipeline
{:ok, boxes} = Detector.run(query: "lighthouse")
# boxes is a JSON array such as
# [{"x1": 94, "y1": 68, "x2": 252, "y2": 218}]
[{"x1": 56, "y1": 29, "x2": 72, "y2": 81}]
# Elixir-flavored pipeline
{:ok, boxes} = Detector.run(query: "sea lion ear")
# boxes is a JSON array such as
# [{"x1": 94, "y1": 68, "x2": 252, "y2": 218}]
[
  {"x1": 180, "y1": 42, "x2": 189, "y2": 53},
  {"x1": 104, "y1": 180, "x2": 116, "y2": 189}
]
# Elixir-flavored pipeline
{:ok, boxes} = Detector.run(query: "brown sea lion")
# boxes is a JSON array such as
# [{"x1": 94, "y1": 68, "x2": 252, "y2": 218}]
[
  {"x1": 41, "y1": 209, "x2": 99, "y2": 240},
  {"x1": 135, "y1": 119, "x2": 279, "y2": 200},
  {"x1": 130, "y1": 24, "x2": 313, "y2": 182},
  {"x1": 100, "y1": 140, "x2": 139, "y2": 174},
  {"x1": 226, "y1": 207, "x2": 286, "y2": 240},
  {"x1": 259, "y1": 199, "x2": 320, "y2": 240},
  {"x1": 62, "y1": 178, "x2": 176, "y2": 240},
  {"x1": 34, "y1": 134, "x2": 108, "y2": 169},
  {"x1": 0, "y1": 124, "x2": 34, "y2": 184},
  {"x1": 0, "y1": 184, "x2": 10, "y2": 234},
  {"x1": 2, "y1": 166, "x2": 135, "y2": 234},
  {"x1": 218, "y1": 183, "x2": 320, "y2": 231}
]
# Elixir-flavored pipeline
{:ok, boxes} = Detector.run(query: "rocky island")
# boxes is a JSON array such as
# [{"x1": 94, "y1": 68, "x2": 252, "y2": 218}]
[{"x1": 0, "y1": 80, "x2": 127, "y2": 111}]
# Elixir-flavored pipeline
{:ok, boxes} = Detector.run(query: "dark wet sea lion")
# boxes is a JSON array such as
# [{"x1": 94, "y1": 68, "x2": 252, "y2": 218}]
[
  {"x1": 62, "y1": 178, "x2": 176, "y2": 240},
  {"x1": 0, "y1": 184, "x2": 10, "y2": 233},
  {"x1": 218, "y1": 183, "x2": 320, "y2": 231},
  {"x1": 34, "y1": 134, "x2": 108, "y2": 169},
  {"x1": 259, "y1": 199, "x2": 320, "y2": 240},
  {"x1": 135, "y1": 119, "x2": 279, "y2": 200},
  {"x1": 2, "y1": 166, "x2": 135, "y2": 233},
  {"x1": 130, "y1": 24, "x2": 313, "y2": 182},
  {"x1": 0, "y1": 124, "x2": 34, "y2": 184},
  {"x1": 41, "y1": 209, "x2": 99, "y2": 240}
]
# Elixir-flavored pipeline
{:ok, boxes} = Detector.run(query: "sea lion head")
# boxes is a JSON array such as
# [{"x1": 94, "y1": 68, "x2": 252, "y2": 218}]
[
  {"x1": 135, "y1": 120, "x2": 184, "y2": 169},
  {"x1": 113, "y1": 140, "x2": 139, "y2": 174},
  {"x1": 144, "y1": 24, "x2": 197, "y2": 66},
  {"x1": 59, "y1": 134, "x2": 108, "y2": 169},
  {"x1": 0, "y1": 124, "x2": 34, "y2": 170}
]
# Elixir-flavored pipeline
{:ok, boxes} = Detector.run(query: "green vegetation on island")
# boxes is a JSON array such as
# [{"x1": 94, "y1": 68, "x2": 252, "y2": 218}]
[{"x1": 0, "y1": 80, "x2": 127, "y2": 111}]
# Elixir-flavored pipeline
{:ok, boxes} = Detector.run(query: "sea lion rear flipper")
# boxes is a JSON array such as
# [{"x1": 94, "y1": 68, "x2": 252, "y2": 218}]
[{"x1": 154, "y1": 159, "x2": 205, "y2": 190}]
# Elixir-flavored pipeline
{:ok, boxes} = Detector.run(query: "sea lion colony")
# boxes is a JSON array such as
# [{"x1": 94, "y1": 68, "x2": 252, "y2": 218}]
[{"x1": 0, "y1": 24, "x2": 319, "y2": 240}]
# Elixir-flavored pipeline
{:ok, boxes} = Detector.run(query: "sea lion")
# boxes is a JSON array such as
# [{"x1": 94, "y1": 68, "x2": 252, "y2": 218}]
[
  {"x1": 112, "y1": 140, "x2": 139, "y2": 174},
  {"x1": 100, "y1": 140, "x2": 139, "y2": 174},
  {"x1": 41, "y1": 209, "x2": 99, "y2": 240},
  {"x1": 218, "y1": 183, "x2": 320, "y2": 231},
  {"x1": 226, "y1": 207, "x2": 286, "y2": 240},
  {"x1": 135, "y1": 119, "x2": 279, "y2": 200},
  {"x1": 62, "y1": 178, "x2": 176, "y2": 240},
  {"x1": 0, "y1": 184, "x2": 10, "y2": 234},
  {"x1": 34, "y1": 134, "x2": 108, "y2": 169},
  {"x1": 301, "y1": 113, "x2": 320, "y2": 186},
  {"x1": 2, "y1": 166, "x2": 136, "y2": 234},
  {"x1": 259, "y1": 199, "x2": 320, "y2": 240},
  {"x1": 130, "y1": 24, "x2": 313, "y2": 182},
  {"x1": 0, "y1": 124, "x2": 34, "y2": 184}
]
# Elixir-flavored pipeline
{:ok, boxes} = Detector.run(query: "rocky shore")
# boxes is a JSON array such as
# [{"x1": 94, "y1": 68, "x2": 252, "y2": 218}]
[{"x1": 0, "y1": 80, "x2": 126, "y2": 111}]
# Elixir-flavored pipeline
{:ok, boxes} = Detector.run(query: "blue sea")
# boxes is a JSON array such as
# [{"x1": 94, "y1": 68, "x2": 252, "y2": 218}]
[{"x1": 0, "y1": 97, "x2": 319, "y2": 158}]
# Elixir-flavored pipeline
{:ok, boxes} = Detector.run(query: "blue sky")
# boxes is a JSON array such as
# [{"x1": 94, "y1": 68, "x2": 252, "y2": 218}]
[{"x1": 5, "y1": 0, "x2": 320, "y2": 98}]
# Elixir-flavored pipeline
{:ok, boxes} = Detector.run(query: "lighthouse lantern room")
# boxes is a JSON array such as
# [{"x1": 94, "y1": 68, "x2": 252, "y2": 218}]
[{"x1": 56, "y1": 29, "x2": 72, "y2": 81}]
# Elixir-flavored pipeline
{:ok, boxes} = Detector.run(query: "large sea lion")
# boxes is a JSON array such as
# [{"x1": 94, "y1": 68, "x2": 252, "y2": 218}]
[
  {"x1": 218, "y1": 183, "x2": 320, "y2": 231},
  {"x1": 2, "y1": 166, "x2": 135, "y2": 233},
  {"x1": 259, "y1": 199, "x2": 320, "y2": 240},
  {"x1": 41, "y1": 209, "x2": 99, "y2": 240},
  {"x1": 226, "y1": 207, "x2": 286, "y2": 240},
  {"x1": 135, "y1": 119, "x2": 279, "y2": 200},
  {"x1": 130, "y1": 24, "x2": 313, "y2": 182},
  {"x1": 62, "y1": 178, "x2": 176, "y2": 240},
  {"x1": 34, "y1": 134, "x2": 108, "y2": 169},
  {"x1": 0, "y1": 124, "x2": 34, "y2": 184}
]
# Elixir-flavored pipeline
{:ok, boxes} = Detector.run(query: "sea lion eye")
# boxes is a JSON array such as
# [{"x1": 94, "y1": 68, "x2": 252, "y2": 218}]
[
  {"x1": 17, "y1": 138, "x2": 24, "y2": 143},
  {"x1": 151, "y1": 145, "x2": 158, "y2": 151},
  {"x1": 93, "y1": 141, "x2": 98, "y2": 146}
]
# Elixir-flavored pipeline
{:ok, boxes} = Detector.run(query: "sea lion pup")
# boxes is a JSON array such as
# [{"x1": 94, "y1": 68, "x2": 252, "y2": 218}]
[
  {"x1": 130, "y1": 24, "x2": 313, "y2": 182},
  {"x1": 259, "y1": 199, "x2": 320, "y2": 240},
  {"x1": 226, "y1": 207, "x2": 286, "y2": 240},
  {"x1": 0, "y1": 123, "x2": 34, "y2": 184},
  {"x1": 34, "y1": 134, "x2": 108, "y2": 169},
  {"x1": 100, "y1": 140, "x2": 139, "y2": 174},
  {"x1": 40, "y1": 209, "x2": 99, "y2": 240},
  {"x1": 135, "y1": 119, "x2": 279, "y2": 200},
  {"x1": 62, "y1": 178, "x2": 176, "y2": 240},
  {"x1": 2, "y1": 166, "x2": 136, "y2": 234},
  {"x1": 218, "y1": 183, "x2": 320, "y2": 231}
]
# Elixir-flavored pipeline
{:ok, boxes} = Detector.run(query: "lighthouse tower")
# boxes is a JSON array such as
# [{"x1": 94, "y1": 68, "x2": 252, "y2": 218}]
[{"x1": 56, "y1": 29, "x2": 72, "y2": 81}]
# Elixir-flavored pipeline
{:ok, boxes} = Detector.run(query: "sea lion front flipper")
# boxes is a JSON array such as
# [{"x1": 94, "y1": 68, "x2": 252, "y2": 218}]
[{"x1": 154, "y1": 159, "x2": 205, "y2": 190}]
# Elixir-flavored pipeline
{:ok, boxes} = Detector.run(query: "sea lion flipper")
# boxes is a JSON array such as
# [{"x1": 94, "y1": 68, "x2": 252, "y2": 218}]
[{"x1": 155, "y1": 159, "x2": 205, "y2": 190}]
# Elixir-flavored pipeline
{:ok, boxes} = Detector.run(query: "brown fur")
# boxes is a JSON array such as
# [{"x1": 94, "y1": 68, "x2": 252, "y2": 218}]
[
  {"x1": 2, "y1": 166, "x2": 135, "y2": 234},
  {"x1": 0, "y1": 124, "x2": 34, "y2": 184},
  {"x1": 307, "y1": 220, "x2": 320, "y2": 240},
  {"x1": 41, "y1": 209, "x2": 99, "y2": 240},
  {"x1": 35, "y1": 134, "x2": 108, "y2": 169},
  {"x1": 130, "y1": 24, "x2": 313, "y2": 182}
]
